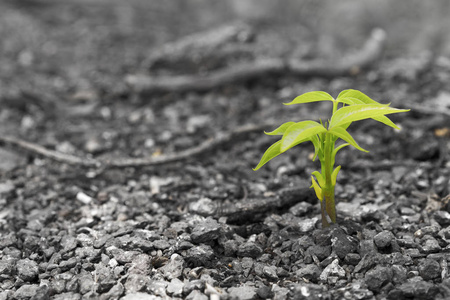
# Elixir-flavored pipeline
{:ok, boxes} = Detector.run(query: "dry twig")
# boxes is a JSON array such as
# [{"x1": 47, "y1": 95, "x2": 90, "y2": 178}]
[
  {"x1": 0, "y1": 123, "x2": 277, "y2": 169},
  {"x1": 126, "y1": 28, "x2": 387, "y2": 93}
]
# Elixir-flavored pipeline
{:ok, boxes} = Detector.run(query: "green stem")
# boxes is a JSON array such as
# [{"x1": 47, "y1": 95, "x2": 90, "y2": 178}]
[
  {"x1": 320, "y1": 200, "x2": 329, "y2": 227},
  {"x1": 318, "y1": 100, "x2": 339, "y2": 227},
  {"x1": 322, "y1": 130, "x2": 337, "y2": 226}
]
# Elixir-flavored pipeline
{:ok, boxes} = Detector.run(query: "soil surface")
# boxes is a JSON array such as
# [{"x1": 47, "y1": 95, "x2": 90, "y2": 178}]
[{"x1": 1, "y1": 2, "x2": 450, "y2": 300}]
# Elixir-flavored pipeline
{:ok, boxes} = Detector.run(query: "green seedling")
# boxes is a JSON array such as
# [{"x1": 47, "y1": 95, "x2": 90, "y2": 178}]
[{"x1": 253, "y1": 89, "x2": 409, "y2": 227}]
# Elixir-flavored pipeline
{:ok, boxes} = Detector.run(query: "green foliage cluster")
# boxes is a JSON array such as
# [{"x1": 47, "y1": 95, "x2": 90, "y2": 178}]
[{"x1": 254, "y1": 90, "x2": 409, "y2": 227}]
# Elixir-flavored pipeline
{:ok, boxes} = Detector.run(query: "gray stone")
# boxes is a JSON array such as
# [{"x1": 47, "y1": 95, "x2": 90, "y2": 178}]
[
  {"x1": 354, "y1": 253, "x2": 380, "y2": 273},
  {"x1": 30, "y1": 284, "x2": 50, "y2": 300},
  {"x1": 79, "y1": 274, "x2": 95, "y2": 295},
  {"x1": 272, "y1": 284, "x2": 289, "y2": 299},
  {"x1": 76, "y1": 233, "x2": 94, "y2": 247},
  {"x1": 319, "y1": 259, "x2": 345, "y2": 281},
  {"x1": 289, "y1": 283, "x2": 330, "y2": 300},
  {"x1": 186, "y1": 290, "x2": 208, "y2": 300},
  {"x1": 296, "y1": 264, "x2": 322, "y2": 282},
  {"x1": 166, "y1": 278, "x2": 184, "y2": 297},
  {"x1": 59, "y1": 257, "x2": 78, "y2": 271},
  {"x1": 17, "y1": 258, "x2": 39, "y2": 282},
  {"x1": 408, "y1": 136, "x2": 439, "y2": 161},
  {"x1": 108, "y1": 248, "x2": 140, "y2": 264},
  {"x1": 263, "y1": 265, "x2": 278, "y2": 281},
  {"x1": 359, "y1": 239, "x2": 377, "y2": 257},
  {"x1": 124, "y1": 274, "x2": 152, "y2": 294},
  {"x1": 75, "y1": 246, "x2": 101, "y2": 262},
  {"x1": 276, "y1": 266, "x2": 289, "y2": 278},
  {"x1": 178, "y1": 241, "x2": 194, "y2": 250},
  {"x1": 344, "y1": 253, "x2": 361, "y2": 265},
  {"x1": 419, "y1": 259, "x2": 441, "y2": 280},
  {"x1": 438, "y1": 227, "x2": 450, "y2": 240},
  {"x1": 307, "y1": 244, "x2": 331, "y2": 261},
  {"x1": 253, "y1": 262, "x2": 265, "y2": 277},
  {"x1": 13, "y1": 285, "x2": 39, "y2": 300},
  {"x1": 188, "y1": 198, "x2": 216, "y2": 216},
  {"x1": 297, "y1": 218, "x2": 318, "y2": 233},
  {"x1": 159, "y1": 254, "x2": 184, "y2": 280},
  {"x1": 399, "y1": 207, "x2": 416, "y2": 215},
  {"x1": 256, "y1": 285, "x2": 273, "y2": 299},
  {"x1": 183, "y1": 279, "x2": 204, "y2": 295},
  {"x1": 51, "y1": 292, "x2": 81, "y2": 300},
  {"x1": 0, "y1": 181, "x2": 15, "y2": 195},
  {"x1": 339, "y1": 281, "x2": 373, "y2": 300},
  {"x1": 421, "y1": 238, "x2": 442, "y2": 254},
  {"x1": 130, "y1": 254, "x2": 152, "y2": 275},
  {"x1": 374, "y1": 230, "x2": 395, "y2": 249},
  {"x1": 0, "y1": 260, "x2": 14, "y2": 276},
  {"x1": 364, "y1": 265, "x2": 393, "y2": 292},
  {"x1": 61, "y1": 236, "x2": 78, "y2": 252},
  {"x1": 228, "y1": 285, "x2": 257, "y2": 300},
  {"x1": 391, "y1": 265, "x2": 408, "y2": 285},
  {"x1": 414, "y1": 225, "x2": 440, "y2": 238},
  {"x1": 434, "y1": 211, "x2": 450, "y2": 226},
  {"x1": 185, "y1": 244, "x2": 215, "y2": 267},
  {"x1": 386, "y1": 252, "x2": 412, "y2": 266},
  {"x1": 331, "y1": 229, "x2": 358, "y2": 259},
  {"x1": 152, "y1": 240, "x2": 171, "y2": 250},
  {"x1": 148, "y1": 281, "x2": 168, "y2": 297},
  {"x1": 223, "y1": 240, "x2": 238, "y2": 256},
  {"x1": 241, "y1": 257, "x2": 254, "y2": 277},
  {"x1": 237, "y1": 242, "x2": 263, "y2": 258},
  {"x1": 0, "y1": 233, "x2": 17, "y2": 249},
  {"x1": 0, "y1": 149, "x2": 25, "y2": 172},
  {"x1": 95, "y1": 264, "x2": 116, "y2": 293},
  {"x1": 387, "y1": 281, "x2": 439, "y2": 300},
  {"x1": 132, "y1": 239, "x2": 154, "y2": 252},
  {"x1": 121, "y1": 292, "x2": 163, "y2": 300},
  {"x1": 99, "y1": 283, "x2": 124, "y2": 300},
  {"x1": 294, "y1": 235, "x2": 315, "y2": 250},
  {"x1": 336, "y1": 201, "x2": 362, "y2": 219},
  {"x1": 66, "y1": 276, "x2": 79, "y2": 292},
  {"x1": 289, "y1": 202, "x2": 313, "y2": 217},
  {"x1": 191, "y1": 218, "x2": 221, "y2": 244},
  {"x1": 50, "y1": 278, "x2": 66, "y2": 294}
]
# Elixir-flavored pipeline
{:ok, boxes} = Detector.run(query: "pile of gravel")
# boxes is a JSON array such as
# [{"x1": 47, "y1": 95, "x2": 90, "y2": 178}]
[{"x1": 1, "y1": 163, "x2": 450, "y2": 300}]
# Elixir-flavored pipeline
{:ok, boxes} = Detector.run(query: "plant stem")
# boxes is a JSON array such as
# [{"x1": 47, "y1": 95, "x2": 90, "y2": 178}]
[
  {"x1": 322, "y1": 130, "x2": 337, "y2": 226},
  {"x1": 320, "y1": 200, "x2": 330, "y2": 227}
]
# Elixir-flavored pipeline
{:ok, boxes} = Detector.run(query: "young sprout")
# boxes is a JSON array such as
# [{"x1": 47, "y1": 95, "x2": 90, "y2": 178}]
[{"x1": 253, "y1": 90, "x2": 409, "y2": 227}]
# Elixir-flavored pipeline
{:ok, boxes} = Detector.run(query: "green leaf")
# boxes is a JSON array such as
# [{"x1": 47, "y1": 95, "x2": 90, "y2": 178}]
[
  {"x1": 264, "y1": 122, "x2": 295, "y2": 135},
  {"x1": 311, "y1": 176, "x2": 323, "y2": 201},
  {"x1": 312, "y1": 171, "x2": 325, "y2": 187},
  {"x1": 253, "y1": 140, "x2": 282, "y2": 171},
  {"x1": 335, "y1": 97, "x2": 400, "y2": 129},
  {"x1": 336, "y1": 97, "x2": 364, "y2": 106},
  {"x1": 329, "y1": 104, "x2": 410, "y2": 129},
  {"x1": 333, "y1": 143, "x2": 350, "y2": 157},
  {"x1": 371, "y1": 116, "x2": 401, "y2": 130},
  {"x1": 328, "y1": 127, "x2": 368, "y2": 152},
  {"x1": 284, "y1": 91, "x2": 334, "y2": 105},
  {"x1": 331, "y1": 165, "x2": 341, "y2": 186},
  {"x1": 254, "y1": 131, "x2": 321, "y2": 171},
  {"x1": 281, "y1": 121, "x2": 327, "y2": 152},
  {"x1": 337, "y1": 89, "x2": 381, "y2": 105},
  {"x1": 310, "y1": 135, "x2": 321, "y2": 161}
]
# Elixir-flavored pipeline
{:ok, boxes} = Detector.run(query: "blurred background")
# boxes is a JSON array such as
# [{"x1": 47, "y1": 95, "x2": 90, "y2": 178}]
[
  {"x1": 1, "y1": 0, "x2": 449, "y2": 90},
  {"x1": 1, "y1": 0, "x2": 449, "y2": 167}
]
